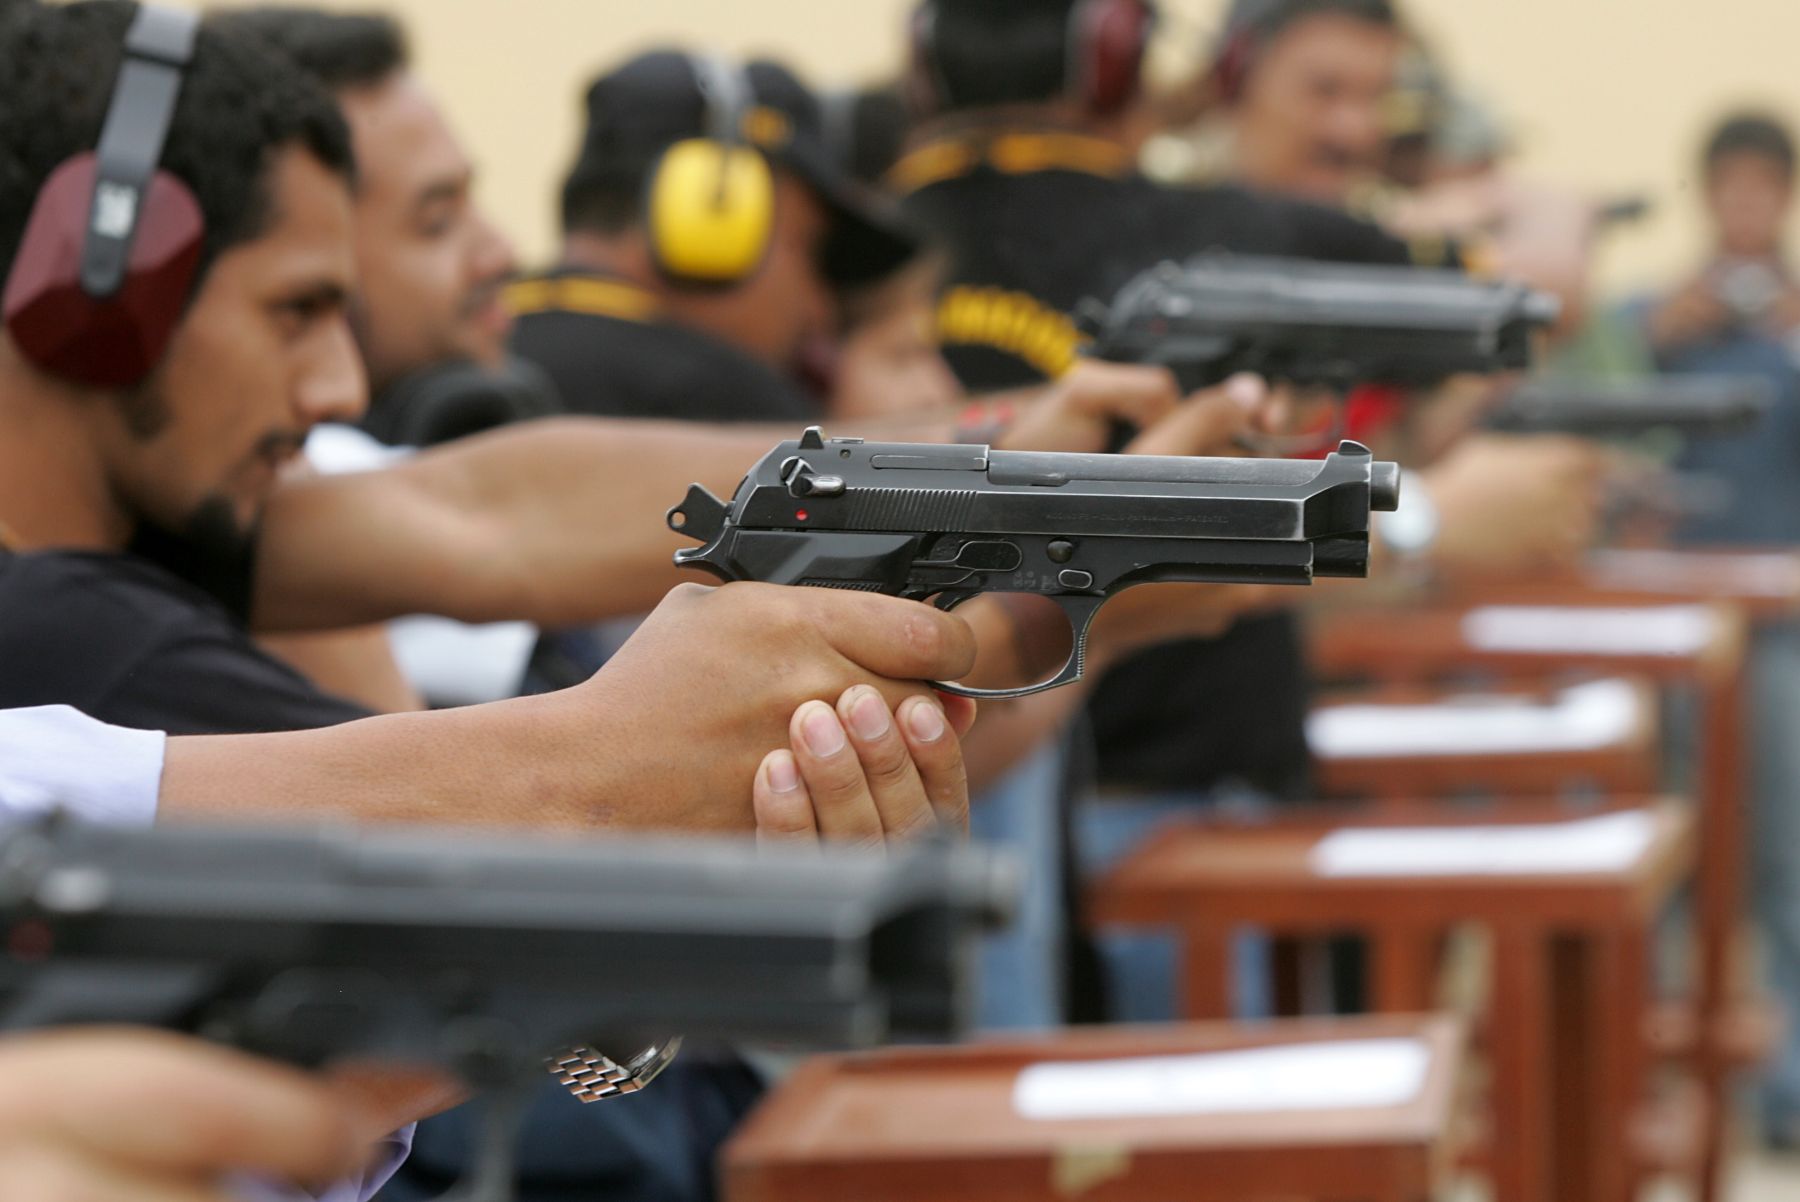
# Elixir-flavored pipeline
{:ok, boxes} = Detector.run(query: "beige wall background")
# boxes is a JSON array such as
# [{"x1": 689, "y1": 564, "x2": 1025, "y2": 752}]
[{"x1": 200, "y1": 0, "x2": 1800, "y2": 299}]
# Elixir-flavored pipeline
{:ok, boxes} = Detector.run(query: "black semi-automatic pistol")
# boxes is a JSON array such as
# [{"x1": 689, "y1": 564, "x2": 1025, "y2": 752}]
[
  {"x1": 1083, "y1": 252, "x2": 1560, "y2": 394},
  {"x1": 670, "y1": 428, "x2": 1400, "y2": 698},
  {"x1": 1486, "y1": 374, "x2": 1775, "y2": 438}
]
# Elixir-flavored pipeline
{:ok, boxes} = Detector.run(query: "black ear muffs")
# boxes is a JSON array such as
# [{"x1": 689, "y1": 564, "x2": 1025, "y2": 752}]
[
  {"x1": 2, "y1": 5, "x2": 204, "y2": 389},
  {"x1": 643, "y1": 56, "x2": 775, "y2": 287}
]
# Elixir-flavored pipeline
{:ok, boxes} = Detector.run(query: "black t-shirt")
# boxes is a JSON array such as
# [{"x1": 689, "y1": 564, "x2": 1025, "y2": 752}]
[
  {"x1": 898, "y1": 149, "x2": 1410, "y2": 797},
  {"x1": 0, "y1": 548, "x2": 370, "y2": 735},
  {"x1": 507, "y1": 271, "x2": 820, "y2": 424}
]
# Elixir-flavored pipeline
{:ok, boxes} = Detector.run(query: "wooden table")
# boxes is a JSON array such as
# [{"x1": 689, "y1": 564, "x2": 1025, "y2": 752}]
[
  {"x1": 1308, "y1": 678, "x2": 1661, "y2": 801},
  {"x1": 1305, "y1": 600, "x2": 1747, "y2": 1202},
  {"x1": 725, "y1": 1016, "x2": 1466, "y2": 1202},
  {"x1": 1090, "y1": 800, "x2": 1694, "y2": 1202},
  {"x1": 1446, "y1": 548, "x2": 1800, "y2": 624}
]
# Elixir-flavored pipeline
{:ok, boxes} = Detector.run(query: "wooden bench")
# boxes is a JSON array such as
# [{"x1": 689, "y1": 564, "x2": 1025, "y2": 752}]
[
  {"x1": 1090, "y1": 800, "x2": 1693, "y2": 1202},
  {"x1": 724, "y1": 1015, "x2": 1466, "y2": 1202}
]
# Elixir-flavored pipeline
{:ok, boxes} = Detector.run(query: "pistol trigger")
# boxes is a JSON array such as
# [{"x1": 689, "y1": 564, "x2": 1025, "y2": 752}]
[
  {"x1": 1055, "y1": 593, "x2": 1106, "y2": 688},
  {"x1": 666, "y1": 484, "x2": 728, "y2": 542}
]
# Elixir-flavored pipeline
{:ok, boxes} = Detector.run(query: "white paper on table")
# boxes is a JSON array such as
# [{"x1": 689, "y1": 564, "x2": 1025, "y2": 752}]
[
  {"x1": 1309, "y1": 809, "x2": 1657, "y2": 878},
  {"x1": 1306, "y1": 678, "x2": 1640, "y2": 759},
  {"x1": 1460, "y1": 605, "x2": 1717, "y2": 656},
  {"x1": 1590, "y1": 551, "x2": 1800, "y2": 598},
  {"x1": 1012, "y1": 1038, "x2": 1431, "y2": 1121}
]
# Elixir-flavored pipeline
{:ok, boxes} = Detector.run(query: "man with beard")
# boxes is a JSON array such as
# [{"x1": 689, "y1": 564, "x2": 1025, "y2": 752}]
[
  {"x1": 0, "y1": 3, "x2": 995, "y2": 1189},
  {"x1": 0, "y1": 0, "x2": 990, "y2": 870}
]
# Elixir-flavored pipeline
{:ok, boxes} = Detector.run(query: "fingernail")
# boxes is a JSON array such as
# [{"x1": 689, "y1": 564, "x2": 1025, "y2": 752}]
[
  {"x1": 767, "y1": 751, "x2": 799, "y2": 794},
  {"x1": 847, "y1": 689, "x2": 892, "y2": 741},
  {"x1": 800, "y1": 702, "x2": 847, "y2": 757},
  {"x1": 906, "y1": 700, "x2": 946, "y2": 743},
  {"x1": 1226, "y1": 373, "x2": 1265, "y2": 408}
]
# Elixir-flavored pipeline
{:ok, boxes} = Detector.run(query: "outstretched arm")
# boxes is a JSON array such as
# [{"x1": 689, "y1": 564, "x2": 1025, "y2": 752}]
[{"x1": 252, "y1": 418, "x2": 778, "y2": 633}]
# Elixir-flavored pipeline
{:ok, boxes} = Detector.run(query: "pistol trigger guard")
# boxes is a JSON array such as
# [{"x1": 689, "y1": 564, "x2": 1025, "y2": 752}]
[{"x1": 928, "y1": 593, "x2": 1105, "y2": 701}]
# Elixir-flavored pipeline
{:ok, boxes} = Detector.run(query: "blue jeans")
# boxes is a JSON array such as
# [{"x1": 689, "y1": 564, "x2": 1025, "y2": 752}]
[
  {"x1": 968, "y1": 742, "x2": 1067, "y2": 1032},
  {"x1": 1075, "y1": 789, "x2": 1273, "y2": 1022}
]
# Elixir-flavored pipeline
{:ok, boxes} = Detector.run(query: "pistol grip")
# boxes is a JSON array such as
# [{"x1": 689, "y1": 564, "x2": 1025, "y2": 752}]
[{"x1": 928, "y1": 592, "x2": 1106, "y2": 700}]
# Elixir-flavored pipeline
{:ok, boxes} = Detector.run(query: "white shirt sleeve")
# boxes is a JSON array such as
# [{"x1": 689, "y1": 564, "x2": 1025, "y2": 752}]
[{"x1": 0, "y1": 705, "x2": 164, "y2": 828}]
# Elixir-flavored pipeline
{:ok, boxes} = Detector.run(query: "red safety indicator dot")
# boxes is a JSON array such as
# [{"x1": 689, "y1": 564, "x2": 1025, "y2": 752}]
[{"x1": 795, "y1": 510, "x2": 809, "y2": 522}]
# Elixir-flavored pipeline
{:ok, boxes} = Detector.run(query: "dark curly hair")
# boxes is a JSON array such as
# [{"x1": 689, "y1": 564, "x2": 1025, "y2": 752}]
[
  {"x1": 205, "y1": 7, "x2": 409, "y2": 93},
  {"x1": 0, "y1": 0, "x2": 355, "y2": 291}
]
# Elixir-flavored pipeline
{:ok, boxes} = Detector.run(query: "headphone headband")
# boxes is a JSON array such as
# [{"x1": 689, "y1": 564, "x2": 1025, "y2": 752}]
[
  {"x1": 83, "y1": 4, "x2": 198, "y2": 298},
  {"x1": 689, "y1": 54, "x2": 749, "y2": 152},
  {"x1": 911, "y1": 0, "x2": 1153, "y2": 117}
]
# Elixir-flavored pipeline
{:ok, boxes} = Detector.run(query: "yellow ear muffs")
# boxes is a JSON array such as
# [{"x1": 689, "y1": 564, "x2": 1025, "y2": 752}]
[{"x1": 647, "y1": 138, "x2": 775, "y2": 285}]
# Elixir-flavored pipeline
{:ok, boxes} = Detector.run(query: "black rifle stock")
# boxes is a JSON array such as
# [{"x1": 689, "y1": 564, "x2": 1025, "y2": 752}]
[
  {"x1": 0, "y1": 817, "x2": 1013, "y2": 1201},
  {"x1": 1082, "y1": 253, "x2": 1560, "y2": 395},
  {"x1": 670, "y1": 427, "x2": 1400, "y2": 698}
]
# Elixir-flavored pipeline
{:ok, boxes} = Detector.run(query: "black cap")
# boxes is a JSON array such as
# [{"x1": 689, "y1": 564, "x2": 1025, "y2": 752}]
[{"x1": 570, "y1": 51, "x2": 920, "y2": 287}]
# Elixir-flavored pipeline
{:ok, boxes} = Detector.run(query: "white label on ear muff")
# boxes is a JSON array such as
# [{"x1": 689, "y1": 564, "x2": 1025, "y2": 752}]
[{"x1": 92, "y1": 182, "x2": 139, "y2": 240}]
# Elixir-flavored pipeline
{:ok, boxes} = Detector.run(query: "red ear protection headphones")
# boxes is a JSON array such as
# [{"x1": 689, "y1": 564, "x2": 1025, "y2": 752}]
[
  {"x1": 1, "y1": 4, "x2": 204, "y2": 390},
  {"x1": 1211, "y1": 0, "x2": 1300, "y2": 106},
  {"x1": 1211, "y1": 23, "x2": 1260, "y2": 105},
  {"x1": 909, "y1": 0, "x2": 1157, "y2": 118}
]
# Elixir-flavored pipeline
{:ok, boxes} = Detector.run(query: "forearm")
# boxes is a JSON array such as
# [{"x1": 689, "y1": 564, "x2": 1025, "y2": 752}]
[
  {"x1": 253, "y1": 418, "x2": 771, "y2": 630},
  {"x1": 156, "y1": 693, "x2": 622, "y2": 831}
]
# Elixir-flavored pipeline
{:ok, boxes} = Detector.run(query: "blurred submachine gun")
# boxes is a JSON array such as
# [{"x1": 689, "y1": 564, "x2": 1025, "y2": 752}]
[
  {"x1": 0, "y1": 816, "x2": 1014, "y2": 1202},
  {"x1": 670, "y1": 427, "x2": 1400, "y2": 698},
  {"x1": 1485, "y1": 374, "x2": 1775, "y2": 439},
  {"x1": 1081, "y1": 252, "x2": 1561, "y2": 394}
]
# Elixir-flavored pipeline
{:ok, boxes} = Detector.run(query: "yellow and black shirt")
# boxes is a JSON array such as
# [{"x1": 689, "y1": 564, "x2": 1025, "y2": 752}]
[
  {"x1": 506, "y1": 270, "x2": 819, "y2": 425},
  {"x1": 894, "y1": 131, "x2": 1413, "y2": 394}
]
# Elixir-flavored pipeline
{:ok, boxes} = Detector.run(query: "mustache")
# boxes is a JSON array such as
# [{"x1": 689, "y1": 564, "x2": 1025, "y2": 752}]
[
  {"x1": 252, "y1": 429, "x2": 311, "y2": 463},
  {"x1": 458, "y1": 272, "x2": 513, "y2": 321}
]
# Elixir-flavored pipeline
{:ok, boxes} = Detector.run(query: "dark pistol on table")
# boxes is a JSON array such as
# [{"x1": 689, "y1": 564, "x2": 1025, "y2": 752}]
[
  {"x1": 669, "y1": 427, "x2": 1400, "y2": 698},
  {"x1": 0, "y1": 817, "x2": 1013, "y2": 1202},
  {"x1": 1081, "y1": 252, "x2": 1560, "y2": 394}
]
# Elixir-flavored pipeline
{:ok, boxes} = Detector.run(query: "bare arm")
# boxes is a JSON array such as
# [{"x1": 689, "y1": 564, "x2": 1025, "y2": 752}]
[{"x1": 252, "y1": 418, "x2": 781, "y2": 633}]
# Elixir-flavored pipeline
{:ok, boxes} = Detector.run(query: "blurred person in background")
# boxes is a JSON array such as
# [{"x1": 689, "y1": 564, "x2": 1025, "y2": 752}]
[
  {"x1": 1160, "y1": 0, "x2": 1601, "y2": 325},
  {"x1": 1633, "y1": 112, "x2": 1800, "y2": 1148},
  {"x1": 215, "y1": 7, "x2": 553, "y2": 711},
  {"x1": 510, "y1": 51, "x2": 917, "y2": 424},
  {"x1": 891, "y1": 0, "x2": 1422, "y2": 1025},
  {"x1": 892, "y1": 0, "x2": 1613, "y2": 1022}
]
